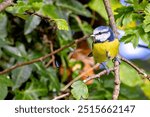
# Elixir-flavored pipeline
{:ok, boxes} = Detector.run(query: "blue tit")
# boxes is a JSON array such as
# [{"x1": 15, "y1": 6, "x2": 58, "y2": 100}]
[{"x1": 91, "y1": 26, "x2": 119, "y2": 72}]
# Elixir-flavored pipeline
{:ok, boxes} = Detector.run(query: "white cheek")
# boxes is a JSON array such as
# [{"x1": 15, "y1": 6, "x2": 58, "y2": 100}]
[{"x1": 95, "y1": 32, "x2": 110, "y2": 42}]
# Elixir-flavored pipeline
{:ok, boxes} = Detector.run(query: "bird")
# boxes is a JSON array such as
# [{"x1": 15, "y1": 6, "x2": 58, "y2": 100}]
[{"x1": 90, "y1": 26, "x2": 120, "y2": 73}]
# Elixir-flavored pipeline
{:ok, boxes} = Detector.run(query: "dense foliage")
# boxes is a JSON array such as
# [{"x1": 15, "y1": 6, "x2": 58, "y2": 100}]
[{"x1": 0, "y1": 0, "x2": 150, "y2": 100}]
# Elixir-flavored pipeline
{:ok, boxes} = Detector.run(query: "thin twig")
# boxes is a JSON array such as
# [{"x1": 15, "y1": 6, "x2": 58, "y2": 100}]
[
  {"x1": 0, "y1": 0, "x2": 13, "y2": 11},
  {"x1": 121, "y1": 57, "x2": 150, "y2": 81},
  {"x1": 0, "y1": 35, "x2": 89, "y2": 75},
  {"x1": 53, "y1": 92, "x2": 70, "y2": 100},
  {"x1": 43, "y1": 35, "x2": 56, "y2": 68},
  {"x1": 61, "y1": 63, "x2": 99, "y2": 92},
  {"x1": 83, "y1": 68, "x2": 115, "y2": 83},
  {"x1": 25, "y1": 11, "x2": 52, "y2": 21},
  {"x1": 103, "y1": 0, "x2": 120, "y2": 100}
]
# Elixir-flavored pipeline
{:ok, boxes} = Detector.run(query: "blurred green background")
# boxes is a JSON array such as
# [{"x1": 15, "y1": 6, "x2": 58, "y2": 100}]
[{"x1": 0, "y1": 0, "x2": 150, "y2": 100}]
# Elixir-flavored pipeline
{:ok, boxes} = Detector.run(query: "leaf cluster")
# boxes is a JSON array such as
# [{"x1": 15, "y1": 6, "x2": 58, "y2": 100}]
[{"x1": 115, "y1": 0, "x2": 150, "y2": 48}]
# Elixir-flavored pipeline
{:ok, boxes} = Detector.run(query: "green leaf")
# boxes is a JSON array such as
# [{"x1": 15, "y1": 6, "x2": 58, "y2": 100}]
[
  {"x1": 32, "y1": 2, "x2": 43, "y2": 11},
  {"x1": 15, "y1": 79, "x2": 48, "y2": 100},
  {"x1": 47, "y1": 68, "x2": 60, "y2": 91},
  {"x1": 0, "y1": 75, "x2": 13, "y2": 87},
  {"x1": 88, "y1": 0, "x2": 107, "y2": 20},
  {"x1": 56, "y1": 0, "x2": 91, "y2": 17},
  {"x1": 120, "y1": 34, "x2": 135, "y2": 43},
  {"x1": 144, "y1": 24, "x2": 150, "y2": 32},
  {"x1": 131, "y1": 35, "x2": 139, "y2": 48},
  {"x1": 12, "y1": 66, "x2": 32, "y2": 90},
  {"x1": 42, "y1": 4, "x2": 59, "y2": 19},
  {"x1": 6, "y1": 1, "x2": 31, "y2": 14},
  {"x1": 0, "y1": 83, "x2": 8, "y2": 100},
  {"x1": 145, "y1": 3, "x2": 150, "y2": 14},
  {"x1": 3, "y1": 45, "x2": 22, "y2": 57},
  {"x1": 120, "y1": 63, "x2": 142, "y2": 87},
  {"x1": 71, "y1": 81, "x2": 89, "y2": 100},
  {"x1": 54, "y1": 19, "x2": 69, "y2": 30},
  {"x1": 138, "y1": 27, "x2": 150, "y2": 45},
  {"x1": 0, "y1": 75, "x2": 13, "y2": 99},
  {"x1": 24, "y1": 15, "x2": 41, "y2": 35},
  {"x1": 120, "y1": 83, "x2": 147, "y2": 99},
  {"x1": 0, "y1": 14, "x2": 7, "y2": 39},
  {"x1": 144, "y1": 15, "x2": 150, "y2": 25},
  {"x1": 89, "y1": 0, "x2": 121, "y2": 20}
]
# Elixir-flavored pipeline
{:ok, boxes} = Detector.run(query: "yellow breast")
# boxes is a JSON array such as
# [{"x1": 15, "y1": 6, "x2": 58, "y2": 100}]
[{"x1": 92, "y1": 39, "x2": 119, "y2": 63}]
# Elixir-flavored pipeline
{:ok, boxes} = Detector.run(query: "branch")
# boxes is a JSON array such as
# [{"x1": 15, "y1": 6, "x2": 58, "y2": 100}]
[
  {"x1": 112, "y1": 61, "x2": 120, "y2": 100},
  {"x1": 61, "y1": 63, "x2": 99, "y2": 92},
  {"x1": 121, "y1": 57, "x2": 150, "y2": 81},
  {"x1": 25, "y1": 11, "x2": 53, "y2": 21},
  {"x1": 83, "y1": 68, "x2": 115, "y2": 83},
  {"x1": 53, "y1": 92, "x2": 70, "y2": 100},
  {"x1": 43, "y1": 35, "x2": 56, "y2": 68},
  {"x1": 0, "y1": 0, "x2": 13, "y2": 11},
  {"x1": 103, "y1": 0, "x2": 118, "y2": 37},
  {"x1": 103, "y1": 0, "x2": 120, "y2": 100},
  {"x1": 0, "y1": 35, "x2": 89, "y2": 75}
]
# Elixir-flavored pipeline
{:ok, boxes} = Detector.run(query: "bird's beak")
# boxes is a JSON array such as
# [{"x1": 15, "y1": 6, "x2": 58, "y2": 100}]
[{"x1": 90, "y1": 34, "x2": 95, "y2": 37}]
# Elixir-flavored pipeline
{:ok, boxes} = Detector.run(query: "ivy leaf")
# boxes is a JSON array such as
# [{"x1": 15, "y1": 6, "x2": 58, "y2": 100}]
[
  {"x1": 24, "y1": 15, "x2": 41, "y2": 35},
  {"x1": 71, "y1": 81, "x2": 89, "y2": 100},
  {"x1": 0, "y1": 14, "x2": 7, "y2": 39},
  {"x1": 14, "y1": 79, "x2": 48, "y2": 100},
  {"x1": 3, "y1": 45, "x2": 22, "y2": 57},
  {"x1": 47, "y1": 68, "x2": 60, "y2": 91},
  {"x1": 12, "y1": 66, "x2": 32, "y2": 90},
  {"x1": 0, "y1": 75, "x2": 13, "y2": 99},
  {"x1": 0, "y1": 83, "x2": 7, "y2": 99},
  {"x1": 54, "y1": 19, "x2": 69, "y2": 30},
  {"x1": 56, "y1": 0, "x2": 91, "y2": 17}
]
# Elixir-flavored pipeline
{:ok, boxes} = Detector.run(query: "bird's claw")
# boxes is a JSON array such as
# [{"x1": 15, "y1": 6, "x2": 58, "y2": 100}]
[
  {"x1": 113, "y1": 56, "x2": 121, "y2": 64},
  {"x1": 100, "y1": 62, "x2": 110, "y2": 75}
]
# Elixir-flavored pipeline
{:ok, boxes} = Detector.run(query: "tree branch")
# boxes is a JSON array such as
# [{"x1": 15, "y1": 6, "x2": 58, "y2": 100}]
[
  {"x1": 103, "y1": 0, "x2": 118, "y2": 37},
  {"x1": 53, "y1": 92, "x2": 70, "y2": 100},
  {"x1": 0, "y1": 35, "x2": 89, "y2": 75},
  {"x1": 103, "y1": 0, "x2": 120, "y2": 100},
  {"x1": 112, "y1": 61, "x2": 120, "y2": 100},
  {"x1": 61, "y1": 63, "x2": 99, "y2": 92},
  {"x1": 0, "y1": 0, "x2": 13, "y2": 11},
  {"x1": 83, "y1": 68, "x2": 115, "y2": 83}
]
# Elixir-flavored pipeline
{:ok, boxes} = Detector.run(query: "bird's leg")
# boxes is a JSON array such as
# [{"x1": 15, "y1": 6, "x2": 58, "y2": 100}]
[
  {"x1": 100, "y1": 62, "x2": 110, "y2": 75},
  {"x1": 113, "y1": 56, "x2": 121, "y2": 64}
]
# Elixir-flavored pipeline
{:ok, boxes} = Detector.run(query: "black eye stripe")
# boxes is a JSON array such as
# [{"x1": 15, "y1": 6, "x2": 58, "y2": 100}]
[{"x1": 95, "y1": 31, "x2": 109, "y2": 35}]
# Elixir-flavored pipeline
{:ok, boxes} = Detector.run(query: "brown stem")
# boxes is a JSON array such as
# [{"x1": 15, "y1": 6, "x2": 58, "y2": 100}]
[
  {"x1": 0, "y1": 35, "x2": 89, "y2": 75},
  {"x1": 61, "y1": 63, "x2": 99, "y2": 92},
  {"x1": 83, "y1": 68, "x2": 115, "y2": 83},
  {"x1": 0, "y1": 0, "x2": 13, "y2": 11},
  {"x1": 53, "y1": 93, "x2": 70, "y2": 100}
]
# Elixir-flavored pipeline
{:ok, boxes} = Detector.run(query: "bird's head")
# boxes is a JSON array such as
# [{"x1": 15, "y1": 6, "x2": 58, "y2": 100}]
[{"x1": 91, "y1": 26, "x2": 114, "y2": 43}]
